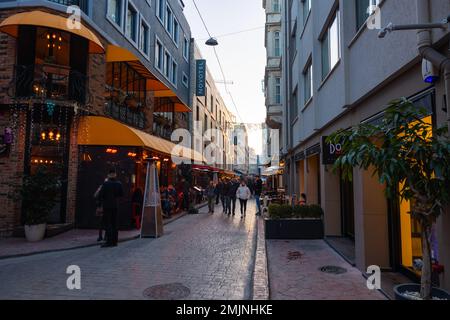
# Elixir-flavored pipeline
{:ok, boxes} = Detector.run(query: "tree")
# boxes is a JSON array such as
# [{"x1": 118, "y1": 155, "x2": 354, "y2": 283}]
[{"x1": 328, "y1": 98, "x2": 450, "y2": 300}]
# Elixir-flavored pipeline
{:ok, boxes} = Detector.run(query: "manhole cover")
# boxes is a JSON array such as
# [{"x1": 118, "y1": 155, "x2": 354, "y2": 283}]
[
  {"x1": 143, "y1": 283, "x2": 191, "y2": 300},
  {"x1": 319, "y1": 266, "x2": 348, "y2": 274}
]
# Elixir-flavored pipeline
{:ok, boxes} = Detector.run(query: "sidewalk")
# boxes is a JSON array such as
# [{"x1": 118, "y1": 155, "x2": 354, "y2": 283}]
[
  {"x1": 266, "y1": 240, "x2": 386, "y2": 300},
  {"x1": 0, "y1": 203, "x2": 206, "y2": 260}
]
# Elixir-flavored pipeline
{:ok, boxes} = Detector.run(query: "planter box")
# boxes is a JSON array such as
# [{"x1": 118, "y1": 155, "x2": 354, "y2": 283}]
[{"x1": 265, "y1": 218, "x2": 324, "y2": 240}]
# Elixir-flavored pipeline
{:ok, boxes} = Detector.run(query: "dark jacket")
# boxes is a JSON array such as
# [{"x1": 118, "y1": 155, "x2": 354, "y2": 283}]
[
  {"x1": 254, "y1": 179, "x2": 263, "y2": 196},
  {"x1": 100, "y1": 178, "x2": 124, "y2": 210},
  {"x1": 215, "y1": 182, "x2": 223, "y2": 196},
  {"x1": 221, "y1": 182, "x2": 230, "y2": 196},
  {"x1": 228, "y1": 181, "x2": 240, "y2": 198}
]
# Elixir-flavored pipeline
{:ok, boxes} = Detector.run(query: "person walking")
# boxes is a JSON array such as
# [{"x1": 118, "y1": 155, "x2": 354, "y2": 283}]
[
  {"x1": 236, "y1": 181, "x2": 251, "y2": 218},
  {"x1": 254, "y1": 176, "x2": 263, "y2": 216},
  {"x1": 228, "y1": 178, "x2": 240, "y2": 216},
  {"x1": 206, "y1": 180, "x2": 216, "y2": 214},
  {"x1": 98, "y1": 169, "x2": 124, "y2": 248},
  {"x1": 222, "y1": 179, "x2": 231, "y2": 214},
  {"x1": 94, "y1": 180, "x2": 107, "y2": 242},
  {"x1": 215, "y1": 180, "x2": 223, "y2": 205}
]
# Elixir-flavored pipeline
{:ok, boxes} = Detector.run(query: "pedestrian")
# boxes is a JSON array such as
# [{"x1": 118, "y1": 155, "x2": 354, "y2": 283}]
[
  {"x1": 215, "y1": 180, "x2": 223, "y2": 205},
  {"x1": 98, "y1": 169, "x2": 124, "y2": 248},
  {"x1": 254, "y1": 176, "x2": 263, "y2": 216},
  {"x1": 236, "y1": 180, "x2": 251, "y2": 218},
  {"x1": 299, "y1": 193, "x2": 307, "y2": 206},
  {"x1": 221, "y1": 179, "x2": 231, "y2": 214},
  {"x1": 228, "y1": 178, "x2": 240, "y2": 216},
  {"x1": 94, "y1": 180, "x2": 107, "y2": 242},
  {"x1": 206, "y1": 180, "x2": 216, "y2": 214},
  {"x1": 131, "y1": 186, "x2": 143, "y2": 229}
]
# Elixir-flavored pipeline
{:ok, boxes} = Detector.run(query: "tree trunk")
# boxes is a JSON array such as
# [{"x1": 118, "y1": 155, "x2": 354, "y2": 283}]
[{"x1": 420, "y1": 221, "x2": 432, "y2": 300}]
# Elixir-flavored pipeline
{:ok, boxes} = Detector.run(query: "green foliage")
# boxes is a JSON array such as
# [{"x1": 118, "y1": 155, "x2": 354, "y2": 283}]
[
  {"x1": 268, "y1": 204, "x2": 293, "y2": 219},
  {"x1": 270, "y1": 204, "x2": 324, "y2": 219},
  {"x1": 307, "y1": 205, "x2": 325, "y2": 219},
  {"x1": 10, "y1": 166, "x2": 62, "y2": 225},
  {"x1": 293, "y1": 205, "x2": 309, "y2": 218}
]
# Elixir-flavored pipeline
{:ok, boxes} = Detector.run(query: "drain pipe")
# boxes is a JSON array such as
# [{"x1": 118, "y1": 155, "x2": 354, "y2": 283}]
[{"x1": 416, "y1": 0, "x2": 450, "y2": 130}]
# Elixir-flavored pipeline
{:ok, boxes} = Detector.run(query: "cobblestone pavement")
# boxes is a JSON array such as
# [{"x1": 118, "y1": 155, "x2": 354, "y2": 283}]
[
  {"x1": 0, "y1": 202, "x2": 258, "y2": 300},
  {"x1": 267, "y1": 240, "x2": 386, "y2": 300}
]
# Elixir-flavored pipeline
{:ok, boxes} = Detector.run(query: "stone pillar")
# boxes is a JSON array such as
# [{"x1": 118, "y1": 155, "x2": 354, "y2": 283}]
[
  {"x1": 353, "y1": 168, "x2": 390, "y2": 271},
  {"x1": 321, "y1": 165, "x2": 342, "y2": 237}
]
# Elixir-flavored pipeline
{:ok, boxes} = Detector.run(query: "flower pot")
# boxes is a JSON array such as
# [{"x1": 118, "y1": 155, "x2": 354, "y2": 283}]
[
  {"x1": 394, "y1": 284, "x2": 450, "y2": 300},
  {"x1": 24, "y1": 223, "x2": 47, "y2": 242}
]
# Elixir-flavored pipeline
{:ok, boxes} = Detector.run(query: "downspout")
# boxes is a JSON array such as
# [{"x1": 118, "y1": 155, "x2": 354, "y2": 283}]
[{"x1": 416, "y1": 0, "x2": 450, "y2": 130}]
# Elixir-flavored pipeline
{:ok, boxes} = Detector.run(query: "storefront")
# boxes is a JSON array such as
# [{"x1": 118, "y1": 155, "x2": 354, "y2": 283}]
[{"x1": 75, "y1": 116, "x2": 203, "y2": 229}]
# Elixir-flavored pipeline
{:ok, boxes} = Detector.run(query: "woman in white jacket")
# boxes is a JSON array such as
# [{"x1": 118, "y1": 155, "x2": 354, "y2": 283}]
[{"x1": 236, "y1": 181, "x2": 251, "y2": 218}]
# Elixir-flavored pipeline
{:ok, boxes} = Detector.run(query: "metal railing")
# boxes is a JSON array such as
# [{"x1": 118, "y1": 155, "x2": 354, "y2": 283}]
[{"x1": 47, "y1": 0, "x2": 89, "y2": 14}]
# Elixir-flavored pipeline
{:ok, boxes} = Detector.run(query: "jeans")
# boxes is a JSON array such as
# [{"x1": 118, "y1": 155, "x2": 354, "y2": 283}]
[
  {"x1": 208, "y1": 196, "x2": 215, "y2": 213},
  {"x1": 255, "y1": 196, "x2": 261, "y2": 214},
  {"x1": 104, "y1": 208, "x2": 118, "y2": 246},
  {"x1": 239, "y1": 199, "x2": 248, "y2": 215},
  {"x1": 230, "y1": 197, "x2": 237, "y2": 215},
  {"x1": 224, "y1": 196, "x2": 231, "y2": 214}
]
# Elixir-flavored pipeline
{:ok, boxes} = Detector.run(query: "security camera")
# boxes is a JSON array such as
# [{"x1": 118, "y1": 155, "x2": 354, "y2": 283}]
[{"x1": 422, "y1": 59, "x2": 439, "y2": 83}]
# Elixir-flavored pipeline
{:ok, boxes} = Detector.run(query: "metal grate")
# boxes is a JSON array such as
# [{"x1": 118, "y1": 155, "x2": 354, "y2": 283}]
[
  {"x1": 143, "y1": 283, "x2": 191, "y2": 300},
  {"x1": 319, "y1": 266, "x2": 348, "y2": 275}
]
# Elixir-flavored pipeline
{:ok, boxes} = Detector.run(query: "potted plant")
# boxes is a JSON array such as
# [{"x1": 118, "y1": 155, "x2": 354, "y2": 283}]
[
  {"x1": 265, "y1": 203, "x2": 324, "y2": 240},
  {"x1": 11, "y1": 166, "x2": 61, "y2": 242},
  {"x1": 328, "y1": 98, "x2": 450, "y2": 300}
]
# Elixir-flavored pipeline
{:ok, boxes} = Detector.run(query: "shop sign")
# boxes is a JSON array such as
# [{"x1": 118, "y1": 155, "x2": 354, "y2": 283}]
[
  {"x1": 294, "y1": 151, "x2": 305, "y2": 162},
  {"x1": 322, "y1": 136, "x2": 344, "y2": 165},
  {"x1": 196, "y1": 60, "x2": 206, "y2": 97}
]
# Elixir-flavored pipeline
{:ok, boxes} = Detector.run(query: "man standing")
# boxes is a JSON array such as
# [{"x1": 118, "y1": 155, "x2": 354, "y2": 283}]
[
  {"x1": 222, "y1": 179, "x2": 231, "y2": 214},
  {"x1": 228, "y1": 178, "x2": 240, "y2": 216},
  {"x1": 254, "y1": 176, "x2": 263, "y2": 216},
  {"x1": 99, "y1": 169, "x2": 124, "y2": 248}
]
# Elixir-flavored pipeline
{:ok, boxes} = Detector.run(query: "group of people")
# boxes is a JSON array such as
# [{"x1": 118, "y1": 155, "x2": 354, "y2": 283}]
[
  {"x1": 205, "y1": 176, "x2": 264, "y2": 218},
  {"x1": 161, "y1": 185, "x2": 179, "y2": 218}
]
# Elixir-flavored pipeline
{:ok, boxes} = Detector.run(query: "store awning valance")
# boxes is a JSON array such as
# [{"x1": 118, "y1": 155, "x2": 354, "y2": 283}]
[
  {"x1": 106, "y1": 45, "x2": 191, "y2": 113},
  {"x1": 0, "y1": 11, "x2": 104, "y2": 54},
  {"x1": 78, "y1": 116, "x2": 204, "y2": 163},
  {"x1": 262, "y1": 166, "x2": 283, "y2": 176}
]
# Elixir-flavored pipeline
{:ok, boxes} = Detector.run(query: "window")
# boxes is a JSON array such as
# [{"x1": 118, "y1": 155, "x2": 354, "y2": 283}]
[
  {"x1": 274, "y1": 31, "x2": 281, "y2": 57},
  {"x1": 156, "y1": 0, "x2": 165, "y2": 22},
  {"x1": 171, "y1": 60, "x2": 177, "y2": 85},
  {"x1": 126, "y1": 3, "x2": 137, "y2": 42},
  {"x1": 356, "y1": 0, "x2": 380, "y2": 30},
  {"x1": 155, "y1": 38, "x2": 163, "y2": 70},
  {"x1": 321, "y1": 11, "x2": 340, "y2": 79},
  {"x1": 107, "y1": 0, "x2": 122, "y2": 26},
  {"x1": 173, "y1": 18, "x2": 179, "y2": 45},
  {"x1": 303, "y1": 62, "x2": 313, "y2": 104},
  {"x1": 182, "y1": 72, "x2": 189, "y2": 87},
  {"x1": 183, "y1": 36, "x2": 189, "y2": 60},
  {"x1": 275, "y1": 77, "x2": 281, "y2": 104},
  {"x1": 291, "y1": 88, "x2": 298, "y2": 121},
  {"x1": 140, "y1": 21, "x2": 149, "y2": 55},
  {"x1": 273, "y1": 0, "x2": 280, "y2": 12},
  {"x1": 164, "y1": 51, "x2": 171, "y2": 78},
  {"x1": 165, "y1": 5, "x2": 173, "y2": 35},
  {"x1": 302, "y1": 0, "x2": 311, "y2": 25}
]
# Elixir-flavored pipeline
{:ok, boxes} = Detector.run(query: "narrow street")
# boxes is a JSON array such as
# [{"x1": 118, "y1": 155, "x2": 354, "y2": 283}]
[{"x1": 0, "y1": 203, "x2": 257, "y2": 300}]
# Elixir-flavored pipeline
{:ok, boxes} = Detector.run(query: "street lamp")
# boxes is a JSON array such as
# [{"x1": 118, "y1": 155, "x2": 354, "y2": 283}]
[
  {"x1": 205, "y1": 37, "x2": 219, "y2": 46},
  {"x1": 377, "y1": 16, "x2": 449, "y2": 38}
]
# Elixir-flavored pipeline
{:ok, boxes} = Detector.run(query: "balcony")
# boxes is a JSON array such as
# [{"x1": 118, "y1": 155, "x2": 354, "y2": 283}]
[
  {"x1": 13, "y1": 64, "x2": 88, "y2": 104},
  {"x1": 47, "y1": 0, "x2": 89, "y2": 14}
]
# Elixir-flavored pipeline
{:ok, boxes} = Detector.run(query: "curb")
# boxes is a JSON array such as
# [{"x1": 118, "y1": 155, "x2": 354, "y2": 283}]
[
  {"x1": 0, "y1": 204, "x2": 207, "y2": 261},
  {"x1": 252, "y1": 217, "x2": 270, "y2": 300}
]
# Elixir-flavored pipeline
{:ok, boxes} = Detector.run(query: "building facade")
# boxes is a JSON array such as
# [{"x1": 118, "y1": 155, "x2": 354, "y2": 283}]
[
  {"x1": 279, "y1": 0, "x2": 450, "y2": 290},
  {"x1": 0, "y1": 0, "x2": 196, "y2": 235},
  {"x1": 190, "y1": 42, "x2": 235, "y2": 174}
]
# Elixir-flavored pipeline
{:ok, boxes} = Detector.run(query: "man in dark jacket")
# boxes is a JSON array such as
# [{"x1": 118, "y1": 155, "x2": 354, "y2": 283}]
[
  {"x1": 215, "y1": 180, "x2": 223, "y2": 206},
  {"x1": 228, "y1": 178, "x2": 240, "y2": 216},
  {"x1": 99, "y1": 169, "x2": 124, "y2": 248},
  {"x1": 254, "y1": 176, "x2": 263, "y2": 216},
  {"x1": 221, "y1": 179, "x2": 231, "y2": 214}
]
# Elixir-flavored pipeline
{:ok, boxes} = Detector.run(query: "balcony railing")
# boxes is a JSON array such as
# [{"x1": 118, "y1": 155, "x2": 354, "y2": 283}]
[
  {"x1": 47, "y1": 0, "x2": 89, "y2": 14},
  {"x1": 12, "y1": 64, "x2": 88, "y2": 104}
]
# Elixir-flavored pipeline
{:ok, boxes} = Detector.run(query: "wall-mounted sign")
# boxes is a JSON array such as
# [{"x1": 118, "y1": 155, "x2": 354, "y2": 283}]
[
  {"x1": 322, "y1": 136, "x2": 344, "y2": 165},
  {"x1": 196, "y1": 59, "x2": 206, "y2": 97}
]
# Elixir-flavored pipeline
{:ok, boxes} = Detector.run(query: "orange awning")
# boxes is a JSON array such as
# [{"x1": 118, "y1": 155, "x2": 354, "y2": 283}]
[
  {"x1": 78, "y1": 116, "x2": 204, "y2": 163},
  {"x1": 107, "y1": 45, "x2": 191, "y2": 113},
  {"x1": 0, "y1": 11, "x2": 104, "y2": 54}
]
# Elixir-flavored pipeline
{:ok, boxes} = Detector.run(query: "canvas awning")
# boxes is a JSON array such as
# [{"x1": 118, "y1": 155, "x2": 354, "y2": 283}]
[
  {"x1": 78, "y1": 116, "x2": 204, "y2": 163},
  {"x1": 106, "y1": 45, "x2": 191, "y2": 112},
  {"x1": 0, "y1": 10, "x2": 104, "y2": 54}
]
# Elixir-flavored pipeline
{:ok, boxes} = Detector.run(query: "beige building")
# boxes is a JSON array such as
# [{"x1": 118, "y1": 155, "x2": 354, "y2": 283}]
[{"x1": 191, "y1": 42, "x2": 236, "y2": 171}]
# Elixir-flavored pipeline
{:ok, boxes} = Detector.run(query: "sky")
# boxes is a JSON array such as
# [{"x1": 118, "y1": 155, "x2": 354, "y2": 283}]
[{"x1": 183, "y1": 0, "x2": 267, "y2": 154}]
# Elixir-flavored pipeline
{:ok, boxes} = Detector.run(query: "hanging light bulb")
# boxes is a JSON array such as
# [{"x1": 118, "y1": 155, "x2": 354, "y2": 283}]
[
  {"x1": 56, "y1": 132, "x2": 61, "y2": 141},
  {"x1": 47, "y1": 34, "x2": 50, "y2": 40},
  {"x1": 41, "y1": 132, "x2": 46, "y2": 140}
]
